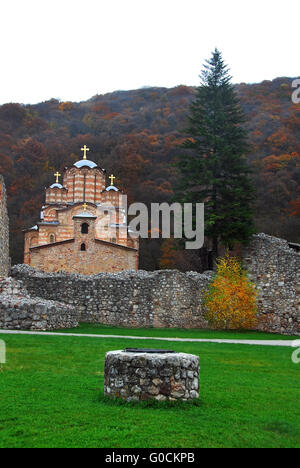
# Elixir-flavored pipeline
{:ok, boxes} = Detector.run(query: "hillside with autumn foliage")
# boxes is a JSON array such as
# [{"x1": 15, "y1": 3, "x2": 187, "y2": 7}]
[{"x1": 1, "y1": 77, "x2": 300, "y2": 269}]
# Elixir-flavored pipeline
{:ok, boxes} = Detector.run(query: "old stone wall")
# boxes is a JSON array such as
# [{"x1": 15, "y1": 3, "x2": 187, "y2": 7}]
[
  {"x1": 0, "y1": 175, "x2": 9, "y2": 277},
  {"x1": 242, "y1": 233, "x2": 300, "y2": 335},
  {"x1": 0, "y1": 277, "x2": 79, "y2": 330},
  {"x1": 11, "y1": 266, "x2": 213, "y2": 329},
  {"x1": 9, "y1": 233, "x2": 300, "y2": 335}
]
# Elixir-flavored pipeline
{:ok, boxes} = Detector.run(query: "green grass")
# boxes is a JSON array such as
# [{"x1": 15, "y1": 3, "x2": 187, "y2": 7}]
[
  {"x1": 52, "y1": 323, "x2": 299, "y2": 341},
  {"x1": 0, "y1": 332, "x2": 299, "y2": 448}
]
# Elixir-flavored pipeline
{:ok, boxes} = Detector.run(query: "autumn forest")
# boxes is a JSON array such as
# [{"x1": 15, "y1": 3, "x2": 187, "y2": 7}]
[{"x1": 1, "y1": 77, "x2": 300, "y2": 269}]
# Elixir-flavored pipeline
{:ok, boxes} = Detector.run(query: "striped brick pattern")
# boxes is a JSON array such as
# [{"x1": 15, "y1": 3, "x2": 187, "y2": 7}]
[{"x1": 23, "y1": 160, "x2": 139, "y2": 273}]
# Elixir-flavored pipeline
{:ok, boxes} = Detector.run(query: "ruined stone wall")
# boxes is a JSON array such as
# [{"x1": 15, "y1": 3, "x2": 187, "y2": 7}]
[
  {"x1": 10, "y1": 233, "x2": 300, "y2": 335},
  {"x1": 0, "y1": 277, "x2": 79, "y2": 330},
  {"x1": 242, "y1": 233, "x2": 300, "y2": 335},
  {"x1": 0, "y1": 175, "x2": 9, "y2": 277},
  {"x1": 11, "y1": 267, "x2": 213, "y2": 329}
]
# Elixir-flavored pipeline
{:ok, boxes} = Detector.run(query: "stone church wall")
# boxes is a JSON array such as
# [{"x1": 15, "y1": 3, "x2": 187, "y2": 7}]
[
  {"x1": 0, "y1": 175, "x2": 10, "y2": 277},
  {"x1": 29, "y1": 236, "x2": 138, "y2": 274}
]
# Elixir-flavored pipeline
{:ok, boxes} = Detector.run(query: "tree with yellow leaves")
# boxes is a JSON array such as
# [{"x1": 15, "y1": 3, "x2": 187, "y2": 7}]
[{"x1": 204, "y1": 255, "x2": 257, "y2": 330}]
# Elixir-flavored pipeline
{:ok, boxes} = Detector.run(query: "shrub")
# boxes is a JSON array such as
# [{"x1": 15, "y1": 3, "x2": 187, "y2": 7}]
[{"x1": 204, "y1": 255, "x2": 257, "y2": 330}]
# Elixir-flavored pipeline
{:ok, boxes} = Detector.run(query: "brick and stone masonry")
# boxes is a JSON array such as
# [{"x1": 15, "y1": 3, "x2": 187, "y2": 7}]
[
  {"x1": 0, "y1": 175, "x2": 9, "y2": 277},
  {"x1": 0, "y1": 176, "x2": 298, "y2": 337},
  {"x1": 24, "y1": 150, "x2": 139, "y2": 275},
  {"x1": 0, "y1": 179, "x2": 79, "y2": 330}
]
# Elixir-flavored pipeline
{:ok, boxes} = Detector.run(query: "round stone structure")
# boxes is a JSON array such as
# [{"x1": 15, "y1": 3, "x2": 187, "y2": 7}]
[{"x1": 104, "y1": 349, "x2": 200, "y2": 402}]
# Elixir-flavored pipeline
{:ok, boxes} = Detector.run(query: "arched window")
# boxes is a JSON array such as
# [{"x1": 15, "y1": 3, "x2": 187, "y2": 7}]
[
  {"x1": 81, "y1": 223, "x2": 89, "y2": 234},
  {"x1": 80, "y1": 243, "x2": 86, "y2": 251},
  {"x1": 30, "y1": 237, "x2": 38, "y2": 247},
  {"x1": 49, "y1": 234, "x2": 55, "y2": 244}
]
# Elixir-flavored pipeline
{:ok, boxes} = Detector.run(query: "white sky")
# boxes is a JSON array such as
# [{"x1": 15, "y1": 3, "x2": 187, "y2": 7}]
[{"x1": 0, "y1": 0, "x2": 299, "y2": 104}]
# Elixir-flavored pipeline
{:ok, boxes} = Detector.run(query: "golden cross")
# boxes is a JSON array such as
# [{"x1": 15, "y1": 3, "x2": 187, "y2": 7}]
[
  {"x1": 54, "y1": 171, "x2": 61, "y2": 184},
  {"x1": 81, "y1": 145, "x2": 90, "y2": 160},
  {"x1": 109, "y1": 174, "x2": 116, "y2": 186},
  {"x1": 82, "y1": 203, "x2": 88, "y2": 211}
]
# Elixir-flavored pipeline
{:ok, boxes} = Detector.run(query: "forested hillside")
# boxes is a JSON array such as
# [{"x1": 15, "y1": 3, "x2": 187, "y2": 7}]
[{"x1": 1, "y1": 77, "x2": 300, "y2": 268}]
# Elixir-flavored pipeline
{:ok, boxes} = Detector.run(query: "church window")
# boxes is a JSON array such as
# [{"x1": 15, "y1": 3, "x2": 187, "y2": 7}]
[
  {"x1": 30, "y1": 237, "x2": 38, "y2": 247},
  {"x1": 49, "y1": 234, "x2": 55, "y2": 243},
  {"x1": 80, "y1": 243, "x2": 86, "y2": 251},
  {"x1": 81, "y1": 223, "x2": 89, "y2": 234}
]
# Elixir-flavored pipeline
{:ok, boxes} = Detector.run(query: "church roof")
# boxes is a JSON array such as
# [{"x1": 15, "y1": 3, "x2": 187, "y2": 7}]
[
  {"x1": 74, "y1": 159, "x2": 98, "y2": 169},
  {"x1": 50, "y1": 183, "x2": 63, "y2": 189},
  {"x1": 73, "y1": 212, "x2": 97, "y2": 219},
  {"x1": 38, "y1": 221, "x2": 59, "y2": 226},
  {"x1": 106, "y1": 185, "x2": 119, "y2": 192}
]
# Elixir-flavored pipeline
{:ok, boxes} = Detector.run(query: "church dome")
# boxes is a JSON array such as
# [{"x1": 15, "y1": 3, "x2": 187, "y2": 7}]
[
  {"x1": 74, "y1": 159, "x2": 98, "y2": 169},
  {"x1": 50, "y1": 183, "x2": 63, "y2": 189}
]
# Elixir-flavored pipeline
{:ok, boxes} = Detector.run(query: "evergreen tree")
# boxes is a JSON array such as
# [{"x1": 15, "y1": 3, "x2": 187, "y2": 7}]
[{"x1": 176, "y1": 49, "x2": 255, "y2": 262}]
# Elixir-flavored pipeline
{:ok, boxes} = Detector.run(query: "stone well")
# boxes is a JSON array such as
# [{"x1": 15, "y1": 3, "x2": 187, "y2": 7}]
[{"x1": 104, "y1": 349, "x2": 200, "y2": 402}]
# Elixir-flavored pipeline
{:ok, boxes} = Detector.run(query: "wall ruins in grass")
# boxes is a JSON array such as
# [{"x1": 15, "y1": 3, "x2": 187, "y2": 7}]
[
  {"x1": 11, "y1": 267, "x2": 213, "y2": 329},
  {"x1": 242, "y1": 233, "x2": 300, "y2": 335},
  {"x1": 0, "y1": 277, "x2": 79, "y2": 330}
]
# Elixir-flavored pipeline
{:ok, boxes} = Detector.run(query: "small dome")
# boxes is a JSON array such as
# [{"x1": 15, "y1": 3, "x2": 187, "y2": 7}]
[
  {"x1": 50, "y1": 183, "x2": 63, "y2": 189},
  {"x1": 74, "y1": 159, "x2": 98, "y2": 169},
  {"x1": 106, "y1": 186, "x2": 119, "y2": 192}
]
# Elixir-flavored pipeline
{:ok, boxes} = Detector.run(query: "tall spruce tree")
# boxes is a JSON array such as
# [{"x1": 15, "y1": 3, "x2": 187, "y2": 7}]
[{"x1": 177, "y1": 49, "x2": 255, "y2": 263}]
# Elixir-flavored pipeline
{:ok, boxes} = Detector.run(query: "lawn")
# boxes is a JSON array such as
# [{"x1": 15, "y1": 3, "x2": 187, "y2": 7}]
[
  {"x1": 0, "y1": 332, "x2": 299, "y2": 448},
  {"x1": 53, "y1": 323, "x2": 299, "y2": 341}
]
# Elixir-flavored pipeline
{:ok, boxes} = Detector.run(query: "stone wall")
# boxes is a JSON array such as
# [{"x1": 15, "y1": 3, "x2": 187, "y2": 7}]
[
  {"x1": 9, "y1": 233, "x2": 300, "y2": 335},
  {"x1": 0, "y1": 175, "x2": 9, "y2": 277},
  {"x1": 0, "y1": 277, "x2": 79, "y2": 330},
  {"x1": 242, "y1": 233, "x2": 300, "y2": 335},
  {"x1": 11, "y1": 266, "x2": 213, "y2": 329}
]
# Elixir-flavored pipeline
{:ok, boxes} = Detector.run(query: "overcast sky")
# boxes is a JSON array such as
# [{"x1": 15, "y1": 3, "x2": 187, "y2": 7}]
[{"x1": 1, "y1": 0, "x2": 299, "y2": 105}]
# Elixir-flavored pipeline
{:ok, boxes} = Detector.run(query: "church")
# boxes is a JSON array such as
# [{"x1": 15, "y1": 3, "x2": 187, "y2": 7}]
[{"x1": 24, "y1": 146, "x2": 139, "y2": 274}]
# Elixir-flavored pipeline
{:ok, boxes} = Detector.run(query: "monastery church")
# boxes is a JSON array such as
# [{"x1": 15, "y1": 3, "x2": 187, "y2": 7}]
[{"x1": 24, "y1": 146, "x2": 139, "y2": 274}]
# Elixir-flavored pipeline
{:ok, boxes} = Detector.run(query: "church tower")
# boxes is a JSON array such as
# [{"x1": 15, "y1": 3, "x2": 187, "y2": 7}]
[{"x1": 24, "y1": 146, "x2": 139, "y2": 274}]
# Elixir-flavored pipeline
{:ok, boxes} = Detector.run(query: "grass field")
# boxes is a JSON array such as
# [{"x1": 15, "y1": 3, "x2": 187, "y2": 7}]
[
  {"x1": 51, "y1": 323, "x2": 299, "y2": 341},
  {"x1": 0, "y1": 330, "x2": 299, "y2": 448}
]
